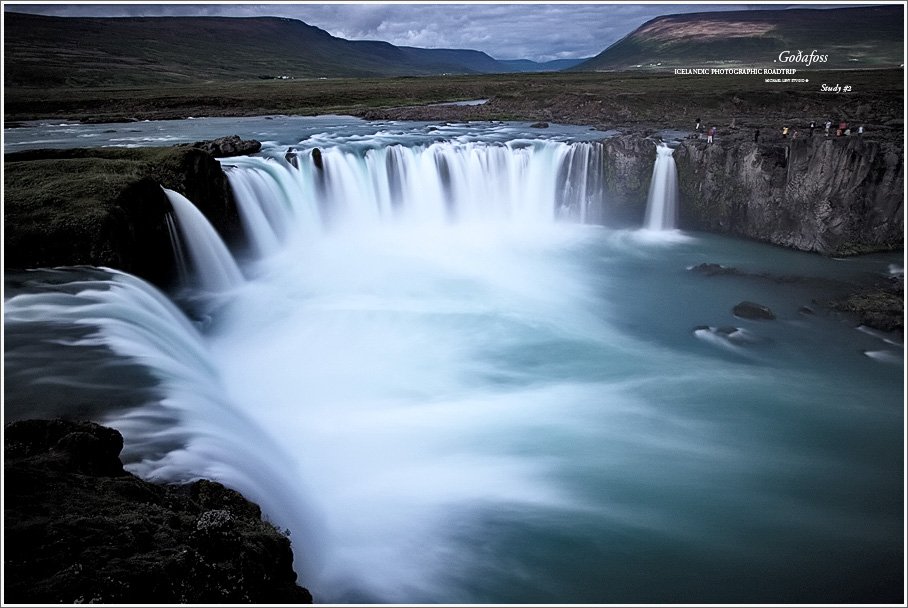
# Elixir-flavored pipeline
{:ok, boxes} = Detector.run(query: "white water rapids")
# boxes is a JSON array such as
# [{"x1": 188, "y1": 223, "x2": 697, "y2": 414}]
[
  {"x1": 157, "y1": 140, "x2": 623, "y2": 599},
  {"x1": 4, "y1": 129, "x2": 902, "y2": 604}
]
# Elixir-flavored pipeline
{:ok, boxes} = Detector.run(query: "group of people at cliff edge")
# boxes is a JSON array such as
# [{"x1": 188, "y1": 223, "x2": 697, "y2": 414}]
[
  {"x1": 779, "y1": 119, "x2": 863, "y2": 141},
  {"x1": 694, "y1": 118, "x2": 719, "y2": 144},
  {"x1": 694, "y1": 117, "x2": 865, "y2": 145}
]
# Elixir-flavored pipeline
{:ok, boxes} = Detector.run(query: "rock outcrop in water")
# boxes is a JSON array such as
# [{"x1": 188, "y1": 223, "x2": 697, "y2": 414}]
[
  {"x1": 4, "y1": 419, "x2": 313, "y2": 604},
  {"x1": 689, "y1": 260, "x2": 904, "y2": 333},
  {"x1": 823, "y1": 273, "x2": 904, "y2": 332},
  {"x1": 673, "y1": 133, "x2": 903, "y2": 255},
  {"x1": 182, "y1": 135, "x2": 262, "y2": 157},
  {"x1": 733, "y1": 300, "x2": 777, "y2": 320}
]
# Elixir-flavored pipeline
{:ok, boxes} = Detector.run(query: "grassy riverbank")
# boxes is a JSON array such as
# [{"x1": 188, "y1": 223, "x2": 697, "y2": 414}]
[
  {"x1": 4, "y1": 146, "x2": 237, "y2": 284},
  {"x1": 6, "y1": 69, "x2": 903, "y2": 137}
]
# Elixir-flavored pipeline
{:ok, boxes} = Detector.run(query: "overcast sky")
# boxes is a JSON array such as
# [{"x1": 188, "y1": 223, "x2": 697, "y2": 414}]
[{"x1": 4, "y1": 2, "x2": 874, "y2": 62}]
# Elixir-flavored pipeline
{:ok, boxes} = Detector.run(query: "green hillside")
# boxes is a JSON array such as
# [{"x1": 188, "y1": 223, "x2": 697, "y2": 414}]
[
  {"x1": 576, "y1": 5, "x2": 904, "y2": 71},
  {"x1": 3, "y1": 12, "x2": 544, "y2": 87}
]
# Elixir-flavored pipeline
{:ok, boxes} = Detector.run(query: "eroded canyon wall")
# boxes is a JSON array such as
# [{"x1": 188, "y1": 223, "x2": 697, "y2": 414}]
[{"x1": 672, "y1": 134, "x2": 903, "y2": 254}]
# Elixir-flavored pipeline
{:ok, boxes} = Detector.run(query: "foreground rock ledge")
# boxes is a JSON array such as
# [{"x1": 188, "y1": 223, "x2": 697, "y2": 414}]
[
  {"x1": 3, "y1": 146, "x2": 241, "y2": 288},
  {"x1": 4, "y1": 419, "x2": 312, "y2": 604}
]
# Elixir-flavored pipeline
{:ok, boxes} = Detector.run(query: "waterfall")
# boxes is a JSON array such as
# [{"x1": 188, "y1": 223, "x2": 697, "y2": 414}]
[
  {"x1": 3, "y1": 136, "x2": 688, "y2": 600},
  {"x1": 306, "y1": 141, "x2": 570, "y2": 226},
  {"x1": 6, "y1": 123, "x2": 903, "y2": 605},
  {"x1": 3, "y1": 267, "x2": 325, "y2": 577},
  {"x1": 642, "y1": 144, "x2": 679, "y2": 231},
  {"x1": 555, "y1": 142, "x2": 605, "y2": 223},
  {"x1": 164, "y1": 188, "x2": 245, "y2": 292},
  {"x1": 224, "y1": 168, "x2": 284, "y2": 259},
  {"x1": 223, "y1": 140, "x2": 606, "y2": 245}
]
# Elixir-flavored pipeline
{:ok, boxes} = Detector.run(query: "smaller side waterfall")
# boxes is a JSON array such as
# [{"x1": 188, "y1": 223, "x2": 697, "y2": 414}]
[
  {"x1": 643, "y1": 144, "x2": 679, "y2": 231},
  {"x1": 164, "y1": 188, "x2": 245, "y2": 293}
]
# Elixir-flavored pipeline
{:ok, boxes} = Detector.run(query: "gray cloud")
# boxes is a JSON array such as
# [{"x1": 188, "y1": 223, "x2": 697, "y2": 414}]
[{"x1": 3, "y1": 2, "x2": 859, "y2": 62}]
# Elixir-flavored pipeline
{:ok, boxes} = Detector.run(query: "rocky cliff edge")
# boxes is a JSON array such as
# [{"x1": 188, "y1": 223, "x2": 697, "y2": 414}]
[
  {"x1": 674, "y1": 132, "x2": 903, "y2": 255},
  {"x1": 4, "y1": 418, "x2": 313, "y2": 604}
]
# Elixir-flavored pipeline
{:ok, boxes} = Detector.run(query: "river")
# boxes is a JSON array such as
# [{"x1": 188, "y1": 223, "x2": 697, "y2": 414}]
[{"x1": 4, "y1": 115, "x2": 903, "y2": 603}]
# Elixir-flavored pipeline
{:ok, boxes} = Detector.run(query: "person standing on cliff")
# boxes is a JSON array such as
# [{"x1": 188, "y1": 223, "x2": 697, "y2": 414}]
[
  {"x1": 810, "y1": 120, "x2": 816, "y2": 136},
  {"x1": 825, "y1": 120, "x2": 832, "y2": 136},
  {"x1": 858, "y1": 125, "x2": 865, "y2": 136},
  {"x1": 707, "y1": 126, "x2": 715, "y2": 144},
  {"x1": 754, "y1": 128, "x2": 760, "y2": 143},
  {"x1": 782, "y1": 126, "x2": 789, "y2": 138},
  {"x1": 696, "y1": 117, "x2": 701, "y2": 132}
]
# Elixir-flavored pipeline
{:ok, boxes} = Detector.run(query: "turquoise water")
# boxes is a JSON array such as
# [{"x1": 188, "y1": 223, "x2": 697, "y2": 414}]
[
  {"x1": 3, "y1": 117, "x2": 903, "y2": 603},
  {"x1": 5, "y1": 227, "x2": 902, "y2": 603}
]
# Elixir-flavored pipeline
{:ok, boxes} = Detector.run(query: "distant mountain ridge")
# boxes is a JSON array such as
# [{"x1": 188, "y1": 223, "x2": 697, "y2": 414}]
[
  {"x1": 575, "y1": 5, "x2": 904, "y2": 71},
  {"x1": 499, "y1": 58, "x2": 588, "y2": 72},
  {"x1": 3, "y1": 12, "x2": 590, "y2": 87}
]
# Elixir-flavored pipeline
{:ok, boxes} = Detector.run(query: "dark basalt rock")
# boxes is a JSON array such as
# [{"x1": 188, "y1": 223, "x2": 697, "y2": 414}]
[
  {"x1": 693, "y1": 325, "x2": 762, "y2": 345},
  {"x1": 529, "y1": 121, "x2": 549, "y2": 128},
  {"x1": 81, "y1": 116, "x2": 140, "y2": 124},
  {"x1": 5, "y1": 419, "x2": 312, "y2": 605},
  {"x1": 823, "y1": 274, "x2": 904, "y2": 332},
  {"x1": 691, "y1": 261, "x2": 902, "y2": 332},
  {"x1": 733, "y1": 300, "x2": 777, "y2": 320},
  {"x1": 689, "y1": 261, "x2": 847, "y2": 287},
  {"x1": 285, "y1": 147, "x2": 299, "y2": 168},
  {"x1": 689, "y1": 262, "x2": 740, "y2": 276},
  {"x1": 593, "y1": 134, "x2": 659, "y2": 226},
  {"x1": 311, "y1": 147, "x2": 324, "y2": 170},
  {"x1": 184, "y1": 135, "x2": 262, "y2": 157},
  {"x1": 694, "y1": 325, "x2": 738, "y2": 337},
  {"x1": 674, "y1": 135, "x2": 903, "y2": 255}
]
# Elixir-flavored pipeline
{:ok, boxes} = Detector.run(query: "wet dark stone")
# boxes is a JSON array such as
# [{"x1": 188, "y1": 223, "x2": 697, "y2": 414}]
[
  {"x1": 185, "y1": 135, "x2": 261, "y2": 157},
  {"x1": 733, "y1": 300, "x2": 776, "y2": 320},
  {"x1": 4, "y1": 419, "x2": 312, "y2": 604}
]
